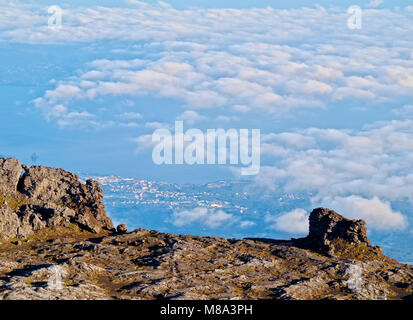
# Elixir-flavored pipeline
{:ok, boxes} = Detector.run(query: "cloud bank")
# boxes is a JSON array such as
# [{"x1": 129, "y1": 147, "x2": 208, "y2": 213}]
[
  {"x1": 171, "y1": 207, "x2": 233, "y2": 228},
  {"x1": 265, "y1": 209, "x2": 309, "y2": 234},
  {"x1": 2, "y1": 2, "x2": 408, "y2": 127},
  {"x1": 324, "y1": 196, "x2": 407, "y2": 231}
]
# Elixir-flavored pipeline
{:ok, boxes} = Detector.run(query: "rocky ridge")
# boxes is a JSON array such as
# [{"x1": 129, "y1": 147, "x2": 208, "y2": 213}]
[{"x1": 0, "y1": 158, "x2": 412, "y2": 300}]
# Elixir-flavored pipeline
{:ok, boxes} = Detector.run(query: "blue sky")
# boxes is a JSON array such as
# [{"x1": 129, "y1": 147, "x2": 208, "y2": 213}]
[{"x1": 1, "y1": 0, "x2": 413, "y2": 237}]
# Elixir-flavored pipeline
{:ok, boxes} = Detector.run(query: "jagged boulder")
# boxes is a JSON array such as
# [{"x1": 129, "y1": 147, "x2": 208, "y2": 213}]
[
  {"x1": 303, "y1": 208, "x2": 372, "y2": 256},
  {"x1": 0, "y1": 158, "x2": 114, "y2": 239},
  {"x1": 0, "y1": 206, "x2": 21, "y2": 240},
  {"x1": 18, "y1": 165, "x2": 112, "y2": 233},
  {"x1": 0, "y1": 158, "x2": 23, "y2": 194}
]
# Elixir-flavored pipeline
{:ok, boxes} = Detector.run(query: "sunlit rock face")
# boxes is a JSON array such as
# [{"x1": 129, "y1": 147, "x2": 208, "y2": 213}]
[
  {"x1": 0, "y1": 158, "x2": 22, "y2": 194},
  {"x1": 0, "y1": 157, "x2": 114, "y2": 240}
]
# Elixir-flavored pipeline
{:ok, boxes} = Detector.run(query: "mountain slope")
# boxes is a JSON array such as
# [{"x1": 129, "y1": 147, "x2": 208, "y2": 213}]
[{"x1": 0, "y1": 158, "x2": 412, "y2": 300}]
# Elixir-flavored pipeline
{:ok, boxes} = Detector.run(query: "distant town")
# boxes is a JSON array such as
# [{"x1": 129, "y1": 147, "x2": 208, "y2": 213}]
[{"x1": 91, "y1": 176, "x2": 307, "y2": 216}]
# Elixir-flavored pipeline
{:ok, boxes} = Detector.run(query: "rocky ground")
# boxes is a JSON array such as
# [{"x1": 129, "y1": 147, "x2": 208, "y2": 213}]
[{"x1": 0, "y1": 158, "x2": 412, "y2": 300}]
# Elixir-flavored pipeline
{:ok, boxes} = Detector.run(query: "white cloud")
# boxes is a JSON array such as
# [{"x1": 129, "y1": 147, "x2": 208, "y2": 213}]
[
  {"x1": 240, "y1": 220, "x2": 256, "y2": 228},
  {"x1": 254, "y1": 118, "x2": 413, "y2": 206},
  {"x1": 55, "y1": 111, "x2": 95, "y2": 128},
  {"x1": 176, "y1": 110, "x2": 207, "y2": 125},
  {"x1": 263, "y1": 132, "x2": 316, "y2": 149},
  {"x1": 288, "y1": 79, "x2": 333, "y2": 95},
  {"x1": 134, "y1": 134, "x2": 155, "y2": 153},
  {"x1": 145, "y1": 122, "x2": 172, "y2": 130},
  {"x1": 265, "y1": 209, "x2": 309, "y2": 234},
  {"x1": 323, "y1": 196, "x2": 408, "y2": 231},
  {"x1": 393, "y1": 105, "x2": 413, "y2": 118},
  {"x1": 171, "y1": 207, "x2": 233, "y2": 228},
  {"x1": 306, "y1": 66, "x2": 343, "y2": 81},
  {"x1": 215, "y1": 115, "x2": 239, "y2": 122},
  {"x1": 118, "y1": 112, "x2": 143, "y2": 120},
  {"x1": 368, "y1": 0, "x2": 383, "y2": 8}
]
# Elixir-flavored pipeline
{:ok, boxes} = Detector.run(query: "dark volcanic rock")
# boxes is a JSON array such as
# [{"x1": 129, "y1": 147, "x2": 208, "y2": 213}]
[
  {"x1": 308, "y1": 208, "x2": 369, "y2": 244},
  {"x1": 0, "y1": 158, "x2": 113, "y2": 239},
  {"x1": 117, "y1": 224, "x2": 127, "y2": 233},
  {"x1": 300, "y1": 208, "x2": 373, "y2": 256}
]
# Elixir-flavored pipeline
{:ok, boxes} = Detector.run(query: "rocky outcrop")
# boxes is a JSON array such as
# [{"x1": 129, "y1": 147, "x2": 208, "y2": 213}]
[
  {"x1": 302, "y1": 208, "x2": 373, "y2": 256},
  {"x1": 18, "y1": 165, "x2": 113, "y2": 233},
  {"x1": 0, "y1": 206, "x2": 21, "y2": 240},
  {"x1": 0, "y1": 158, "x2": 22, "y2": 194},
  {"x1": 0, "y1": 158, "x2": 113, "y2": 239},
  {"x1": 117, "y1": 224, "x2": 127, "y2": 233}
]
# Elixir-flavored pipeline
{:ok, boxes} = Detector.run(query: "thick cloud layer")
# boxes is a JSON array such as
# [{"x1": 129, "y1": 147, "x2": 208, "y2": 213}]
[
  {"x1": 2, "y1": 2, "x2": 408, "y2": 126},
  {"x1": 256, "y1": 117, "x2": 413, "y2": 204}
]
